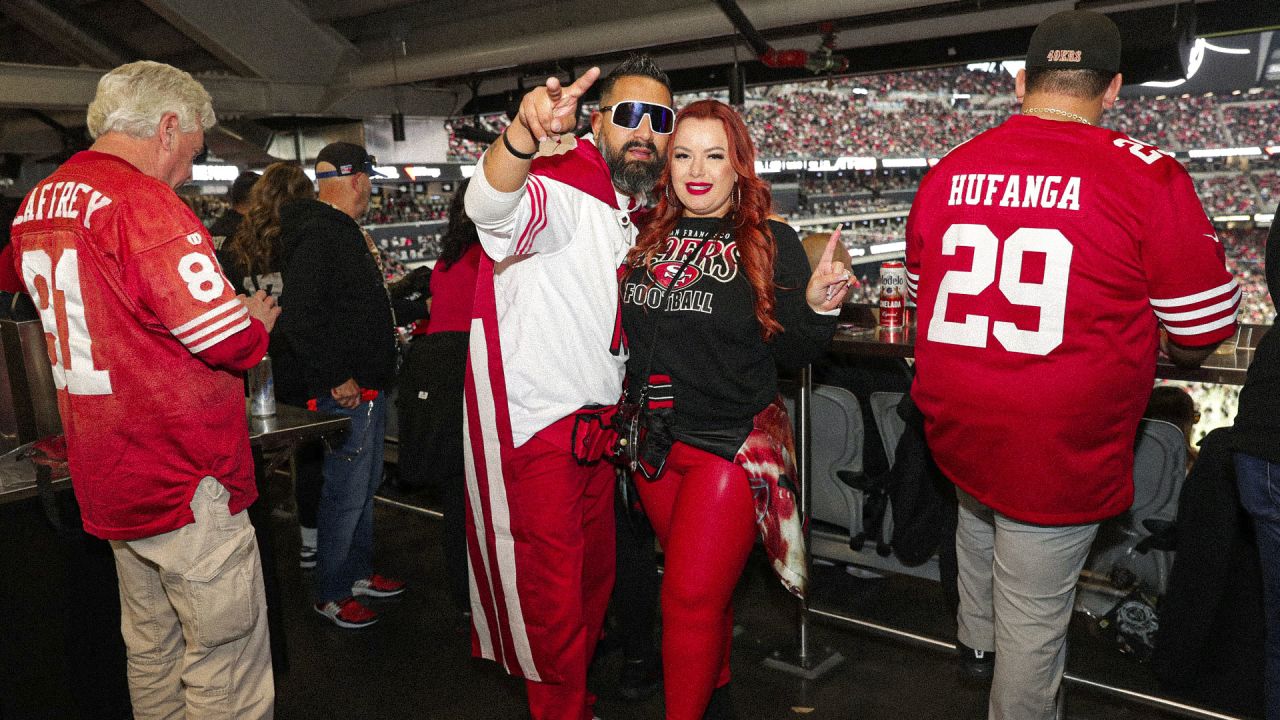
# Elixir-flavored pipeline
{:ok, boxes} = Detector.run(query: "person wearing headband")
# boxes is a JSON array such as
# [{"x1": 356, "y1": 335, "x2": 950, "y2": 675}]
[{"x1": 274, "y1": 141, "x2": 407, "y2": 629}]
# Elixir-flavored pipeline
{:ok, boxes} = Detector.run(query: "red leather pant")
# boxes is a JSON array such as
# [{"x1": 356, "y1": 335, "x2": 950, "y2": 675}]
[{"x1": 635, "y1": 441, "x2": 757, "y2": 720}]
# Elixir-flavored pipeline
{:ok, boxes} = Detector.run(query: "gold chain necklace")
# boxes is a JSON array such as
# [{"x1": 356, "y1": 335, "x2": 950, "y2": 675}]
[{"x1": 1023, "y1": 107, "x2": 1092, "y2": 125}]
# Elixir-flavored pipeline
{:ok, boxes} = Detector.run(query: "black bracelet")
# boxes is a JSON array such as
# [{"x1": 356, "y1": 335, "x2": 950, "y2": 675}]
[{"x1": 502, "y1": 127, "x2": 537, "y2": 161}]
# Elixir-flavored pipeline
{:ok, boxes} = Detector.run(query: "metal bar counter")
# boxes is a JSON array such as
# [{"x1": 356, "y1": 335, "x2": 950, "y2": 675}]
[
  {"x1": 828, "y1": 305, "x2": 1265, "y2": 386},
  {"x1": 0, "y1": 443, "x2": 69, "y2": 505},
  {"x1": 0, "y1": 403, "x2": 348, "y2": 506},
  {"x1": 249, "y1": 401, "x2": 349, "y2": 449}
]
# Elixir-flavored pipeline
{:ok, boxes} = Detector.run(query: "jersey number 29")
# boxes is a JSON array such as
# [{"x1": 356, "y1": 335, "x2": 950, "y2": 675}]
[{"x1": 927, "y1": 224, "x2": 1073, "y2": 356}]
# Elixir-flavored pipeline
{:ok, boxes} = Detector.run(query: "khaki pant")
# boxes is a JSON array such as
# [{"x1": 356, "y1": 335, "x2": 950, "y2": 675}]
[
  {"x1": 111, "y1": 477, "x2": 274, "y2": 720},
  {"x1": 955, "y1": 488, "x2": 1098, "y2": 720}
]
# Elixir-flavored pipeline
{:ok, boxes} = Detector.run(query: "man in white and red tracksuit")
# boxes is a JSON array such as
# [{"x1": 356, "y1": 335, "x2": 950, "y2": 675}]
[{"x1": 463, "y1": 55, "x2": 673, "y2": 720}]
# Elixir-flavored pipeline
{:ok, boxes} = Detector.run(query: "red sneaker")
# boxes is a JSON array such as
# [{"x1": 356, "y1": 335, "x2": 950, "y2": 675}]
[
  {"x1": 314, "y1": 597, "x2": 378, "y2": 629},
  {"x1": 352, "y1": 573, "x2": 406, "y2": 598}
]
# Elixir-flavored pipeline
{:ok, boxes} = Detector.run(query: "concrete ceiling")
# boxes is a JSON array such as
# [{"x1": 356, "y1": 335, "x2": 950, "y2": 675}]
[{"x1": 0, "y1": 0, "x2": 1275, "y2": 165}]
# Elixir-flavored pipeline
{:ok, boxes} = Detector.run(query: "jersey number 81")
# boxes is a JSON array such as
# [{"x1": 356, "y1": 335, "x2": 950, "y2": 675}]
[{"x1": 22, "y1": 245, "x2": 227, "y2": 396}]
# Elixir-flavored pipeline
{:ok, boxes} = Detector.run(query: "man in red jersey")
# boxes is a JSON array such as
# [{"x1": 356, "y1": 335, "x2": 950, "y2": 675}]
[
  {"x1": 906, "y1": 12, "x2": 1238, "y2": 719},
  {"x1": 10, "y1": 61, "x2": 279, "y2": 719}
]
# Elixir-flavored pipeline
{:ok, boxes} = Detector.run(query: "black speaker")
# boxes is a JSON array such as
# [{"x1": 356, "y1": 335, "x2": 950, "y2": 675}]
[
  {"x1": 1108, "y1": 3, "x2": 1197, "y2": 84},
  {"x1": 391, "y1": 112, "x2": 406, "y2": 142},
  {"x1": 728, "y1": 64, "x2": 746, "y2": 106}
]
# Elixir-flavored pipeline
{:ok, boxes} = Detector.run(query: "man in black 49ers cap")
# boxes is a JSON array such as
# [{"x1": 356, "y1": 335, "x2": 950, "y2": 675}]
[{"x1": 906, "y1": 10, "x2": 1237, "y2": 718}]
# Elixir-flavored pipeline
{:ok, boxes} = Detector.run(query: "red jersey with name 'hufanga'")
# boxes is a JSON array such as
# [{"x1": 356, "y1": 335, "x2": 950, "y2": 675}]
[
  {"x1": 10, "y1": 151, "x2": 268, "y2": 540},
  {"x1": 906, "y1": 116, "x2": 1238, "y2": 525}
]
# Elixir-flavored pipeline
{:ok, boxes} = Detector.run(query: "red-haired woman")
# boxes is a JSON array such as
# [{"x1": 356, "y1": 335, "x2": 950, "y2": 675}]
[{"x1": 620, "y1": 99, "x2": 851, "y2": 718}]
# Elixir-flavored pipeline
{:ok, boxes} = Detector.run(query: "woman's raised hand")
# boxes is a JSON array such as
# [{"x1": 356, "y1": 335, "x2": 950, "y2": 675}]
[{"x1": 806, "y1": 226, "x2": 852, "y2": 313}]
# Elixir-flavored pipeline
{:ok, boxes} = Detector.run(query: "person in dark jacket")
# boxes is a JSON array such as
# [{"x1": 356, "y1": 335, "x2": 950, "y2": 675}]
[
  {"x1": 275, "y1": 142, "x2": 405, "y2": 629},
  {"x1": 1232, "y1": 205, "x2": 1280, "y2": 719},
  {"x1": 209, "y1": 170, "x2": 259, "y2": 246},
  {"x1": 396, "y1": 182, "x2": 477, "y2": 614},
  {"x1": 218, "y1": 162, "x2": 325, "y2": 569},
  {"x1": 219, "y1": 163, "x2": 311, "y2": 294}
]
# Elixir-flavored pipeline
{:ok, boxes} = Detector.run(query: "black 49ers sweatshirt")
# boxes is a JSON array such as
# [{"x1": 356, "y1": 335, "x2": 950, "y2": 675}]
[{"x1": 620, "y1": 217, "x2": 837, "y2": 439}]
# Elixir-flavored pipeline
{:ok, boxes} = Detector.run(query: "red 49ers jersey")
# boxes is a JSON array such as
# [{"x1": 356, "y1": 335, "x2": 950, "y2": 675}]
[
  {"x1": 905, "y1": 116, "x2": 1238, "y2": 525},
  {"x1": 10, "y1": 151, "x2": 268, "y2": 541}
]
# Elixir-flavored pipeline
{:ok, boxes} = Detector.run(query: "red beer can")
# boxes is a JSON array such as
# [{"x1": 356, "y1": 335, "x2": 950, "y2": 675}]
[{"x1": 878, "y1": 261, "x2": 907, "y2": 329}]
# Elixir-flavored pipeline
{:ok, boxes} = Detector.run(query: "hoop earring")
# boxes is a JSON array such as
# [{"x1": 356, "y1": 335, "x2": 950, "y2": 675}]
[
  {"x1": 733, "y1": 183, "x2": 741, "y2": 208},
  {"x1": 665, "y1": 184, "x2": 677, "y2": 204}
]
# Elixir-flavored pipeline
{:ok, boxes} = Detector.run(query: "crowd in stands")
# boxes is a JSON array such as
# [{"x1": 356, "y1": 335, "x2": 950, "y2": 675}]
[
  {"x1": 443, "y1": 67, "x2": 1279, "y2": 166},
  {"x1": 1110, "y1": 94, "x2": 1227, "y2": 150},
  {"x1": 1254, "y1": 171, "x2": 1280, "y2": 207},
  {"x1": 366, "y1": 189, "x2": 450, "y2": 225},
  {"x1": 1196, "y1": 174, "x2": 1260, "y2": 214},
  {"x1": 1221, "y1": 227, "x2": 1275, "y2": 325},
  {"x1": 371, "y1": 231, "x2": 444, "y2": 268},
  {"x1": 802, "y1": 171, "x2": 921, "y2": 196},
  {"x1": 745, "y1": 95, "x2": 1005, "y2": 160},
  {"x1": 1222, "y1": 102, "x2": 1280, "y2": 147},
  {"x1": 795, "y1": 196, "x2": 911, "y2": 217}
]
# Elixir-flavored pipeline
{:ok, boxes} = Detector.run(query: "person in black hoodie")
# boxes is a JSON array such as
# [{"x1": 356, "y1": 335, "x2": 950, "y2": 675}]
[
  {"x1": 275, "y1": 142, "x2": 406, "y2": 629},
  {"x1": 1232, "y1": 208, "x2": 1280, "y2": 719}
]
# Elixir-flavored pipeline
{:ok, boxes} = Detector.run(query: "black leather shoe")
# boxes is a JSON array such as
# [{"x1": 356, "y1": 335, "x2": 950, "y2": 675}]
[
  {"x1": 618, "y1": 657, "x2": 661, "y2": 701},
  {"x1": 703, "y1": 684, "x2": 737, "y2": 720},
  {"x1": 957, "y1": 641, "x2": 995, "y2": 681}
]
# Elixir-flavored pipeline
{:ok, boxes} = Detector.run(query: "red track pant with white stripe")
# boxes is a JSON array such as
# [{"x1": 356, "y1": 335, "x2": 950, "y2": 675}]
[
  {"x1": 506, "y1": 417, "x2": 616, "y2": 720},
  {"x1": 636, "y1": 441, "x2": 757, "y2": 720}
]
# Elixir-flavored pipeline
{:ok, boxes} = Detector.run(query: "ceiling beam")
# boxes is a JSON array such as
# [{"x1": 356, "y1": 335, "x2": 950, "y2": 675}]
[
  {"x1": 139, "y1": 0, "x2": 355, "y2": 84},
  {"x1": 343, "y1": 0, "x2": 969, "y2": 87},
  {"x1": 306, "y1": 0, "x2": 419, "y2": 23},
  {"x1": 0, "y1": 62, "x2": 456, "y2": 117},
  {"x1": 0, "y1": 0, "x2": 130, "y2": 68}
]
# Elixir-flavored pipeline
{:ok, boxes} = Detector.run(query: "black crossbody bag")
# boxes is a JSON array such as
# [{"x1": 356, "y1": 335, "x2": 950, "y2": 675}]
[
  {"x1": 610, "y1": 231, "x2": 721, "y2": 479},
  {"x1": 569, "y1": 228, "x2": 725, "y2": 471}
]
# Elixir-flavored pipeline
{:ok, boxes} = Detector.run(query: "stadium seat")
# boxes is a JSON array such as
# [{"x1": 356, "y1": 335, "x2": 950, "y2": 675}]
[
  {"x1": 782, "y1": 385, "x2": 864, "y2": 535},
  {"x1": 864, "y1": 392, "x2": 908, "y2": 551},
  {"x1": 868, "y1": 392, "x2": 907, "y2": 467},
  {"x1": 1078, "y1": 419, "x2": 1188, "y2": 616}
]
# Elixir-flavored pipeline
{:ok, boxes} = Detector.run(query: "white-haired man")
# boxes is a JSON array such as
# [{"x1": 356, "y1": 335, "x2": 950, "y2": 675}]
[{"x1": 11, "y1": 60, "x2": 279, "y2": 718}]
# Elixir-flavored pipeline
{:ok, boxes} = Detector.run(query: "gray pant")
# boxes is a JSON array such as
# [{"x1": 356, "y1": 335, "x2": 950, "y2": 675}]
[
  {"x1": 111, "y1": 477, "x2": 274, "y2": 720},
  {"x1": 955, "y1": 488, "x2": 1098, "y2": 720}
]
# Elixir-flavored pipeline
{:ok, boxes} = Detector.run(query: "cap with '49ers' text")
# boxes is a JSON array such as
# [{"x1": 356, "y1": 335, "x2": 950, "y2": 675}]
[{"x1": 1025, "y1": 10, "x2": 1122, "y2": 73}]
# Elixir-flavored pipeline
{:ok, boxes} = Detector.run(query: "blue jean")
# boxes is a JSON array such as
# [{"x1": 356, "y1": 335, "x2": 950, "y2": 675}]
[
  {"x1": 316, "y1": 394, "x2": 387, "y2": 603},
  {"x1": 1235, "y1": 451, "x2": 1280, "y2": 720}
]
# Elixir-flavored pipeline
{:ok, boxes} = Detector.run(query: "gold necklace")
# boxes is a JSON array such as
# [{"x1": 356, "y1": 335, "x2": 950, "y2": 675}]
[{"x1": 1022, "y1": 107, "x2": 1092, "y2": 125}]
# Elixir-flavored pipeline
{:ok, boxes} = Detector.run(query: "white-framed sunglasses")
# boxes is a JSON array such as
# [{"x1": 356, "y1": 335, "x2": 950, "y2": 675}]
[{"x1": 598, "y1": 100, "x2": 676, "y2": 135}]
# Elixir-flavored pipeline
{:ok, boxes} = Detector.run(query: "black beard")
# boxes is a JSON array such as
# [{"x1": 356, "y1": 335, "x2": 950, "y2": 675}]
[{"x1": 601, "y1": 139, "x2": 664, "y2": 197}]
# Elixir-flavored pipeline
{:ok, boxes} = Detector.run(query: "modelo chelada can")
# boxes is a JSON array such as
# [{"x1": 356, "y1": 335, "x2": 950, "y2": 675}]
[{"x1": 878, "y1": 261, "x2": 907, "y2": 329}]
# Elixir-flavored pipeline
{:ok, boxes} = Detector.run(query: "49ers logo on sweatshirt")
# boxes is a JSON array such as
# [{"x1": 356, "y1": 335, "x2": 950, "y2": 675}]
[
  {"x1": 622, "y1": 232, "x2": 740, "y2": 316},
  {"x1": 647, "y1": 234, "x2": 739, "y2": 289},
  {"x1": 651, "y1": 260, "x2": 702, "y2": 290}
]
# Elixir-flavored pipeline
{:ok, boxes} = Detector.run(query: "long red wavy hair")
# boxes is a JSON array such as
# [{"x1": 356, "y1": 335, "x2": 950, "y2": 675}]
[{"x1": 627, "y1": 99, "x2": 782, "y2": 340}]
